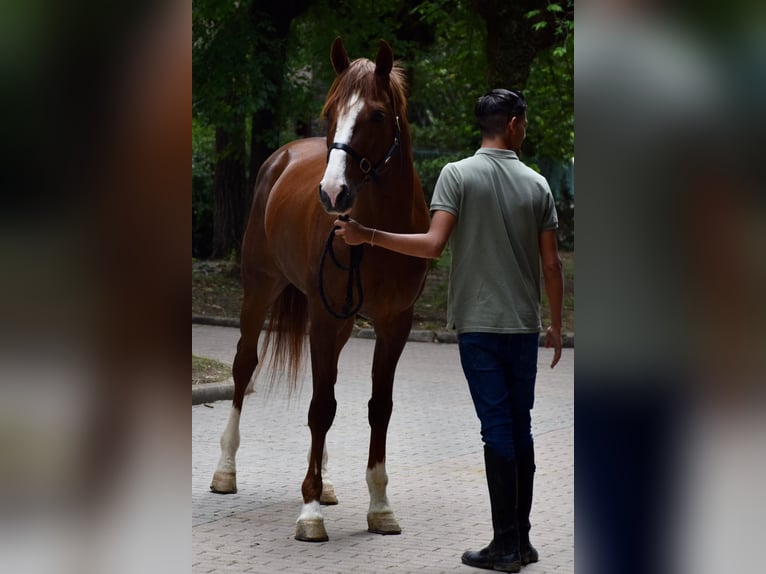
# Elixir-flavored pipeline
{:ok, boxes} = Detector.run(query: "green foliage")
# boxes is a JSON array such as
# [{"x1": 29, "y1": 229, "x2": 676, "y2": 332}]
[
  {"x1": 521, "y1": 0, "x2": 573, "y2": 161},
  {"x1": 192, "y1": 120, "x2": 215, "y2": 258},
  {"x1": 192, "y1": 0, "x2": 575, "y2": 255},
  {"x1": 524, "y1": 33, "x2": 574, "y2": 161},
  {"x1": 193, "y1": 0, "x2": 290, "y2": 143},
  {"x1": 524, "y1": 2, "x2": 573, "y2": 36},
  {"x1": 521, "y1": 1, "x2": 574, "y2": 249},
  {"x1": 414, "y1": 151, "x2": 465, "y2": 204},
  {"x1": 193, "y1": 1, "x2": 255, "y2": 127},
  {"x1": 279, "y1": 0, "x2": 428, "y2": 145},
  {"x1": 407, "y1": 1, "x2": 485, "y2": 152}
]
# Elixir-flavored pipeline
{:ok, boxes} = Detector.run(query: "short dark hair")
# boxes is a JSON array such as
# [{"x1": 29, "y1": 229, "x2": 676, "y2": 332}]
[{"x1": 475, "y1": 89, "x2": 527, "y2": 136}]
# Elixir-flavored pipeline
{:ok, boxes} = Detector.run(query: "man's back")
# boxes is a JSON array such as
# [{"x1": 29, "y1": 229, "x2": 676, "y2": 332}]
[{"x1": 430, "y1": 148, "x2": 558, "y2": 333}]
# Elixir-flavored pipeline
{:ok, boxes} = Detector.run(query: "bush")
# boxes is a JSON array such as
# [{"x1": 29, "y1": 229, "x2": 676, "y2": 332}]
[
  {"x1": 414, "y1": 151, "x2": 465, "y2": 205},
  {"x1": 193, "y1": 122, "x2": 215, "y2": 259}
]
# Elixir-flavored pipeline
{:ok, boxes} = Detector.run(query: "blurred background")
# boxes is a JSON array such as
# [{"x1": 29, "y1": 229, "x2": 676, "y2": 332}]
[
  {"x1": 0, "y1": 0, "x2": 190, "y2": 572},
  {"x1": 576, "y1": 0, "x2": 766, "y2": 573},
  {"x1": 0, "y1": 0, "x2": 764, "y2": 572}
]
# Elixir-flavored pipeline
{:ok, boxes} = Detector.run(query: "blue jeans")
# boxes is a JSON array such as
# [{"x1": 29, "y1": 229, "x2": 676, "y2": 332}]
[{"x1": 458, "y1": 332, "x2": 538, "y2": 460}]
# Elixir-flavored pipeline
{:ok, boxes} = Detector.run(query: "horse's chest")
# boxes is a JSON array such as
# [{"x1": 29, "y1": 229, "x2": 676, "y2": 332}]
[{"x1": 363, "y1": 255, "x2": 427, "y2": 310}]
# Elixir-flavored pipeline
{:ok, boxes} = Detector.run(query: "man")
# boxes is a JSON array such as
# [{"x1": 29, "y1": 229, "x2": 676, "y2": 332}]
[{"x1": 335, "y1": 89, "x2": 563, "y2": 572}]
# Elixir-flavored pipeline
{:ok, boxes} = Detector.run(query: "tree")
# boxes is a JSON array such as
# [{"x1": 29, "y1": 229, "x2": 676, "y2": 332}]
[
  {"x1": 193, "y1": 0, "x2": 312, "y2": 258},
  {"x1": 474, "y1": 0, "x2": 573, "y2": 89},
  {"x1": 473, "y1": 0, "x2": 574, "y2": 158},
  {"x1": 192, "y1": 0, "x2": 574, "y2": 257}
]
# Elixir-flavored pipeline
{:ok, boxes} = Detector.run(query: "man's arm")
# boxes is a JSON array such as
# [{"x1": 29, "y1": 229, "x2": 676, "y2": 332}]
[
  {"x1": 540, "y1": 229, "x2": 564, "y2": 368},
  {"x1": 334, "y1": 210, "x2": 457, "y2": 260}
]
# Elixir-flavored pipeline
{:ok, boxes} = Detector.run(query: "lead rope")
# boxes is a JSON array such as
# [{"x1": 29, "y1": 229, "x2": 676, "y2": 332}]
[{"x1": 318, "y1": 214, "x2": 364, "y2": 319}]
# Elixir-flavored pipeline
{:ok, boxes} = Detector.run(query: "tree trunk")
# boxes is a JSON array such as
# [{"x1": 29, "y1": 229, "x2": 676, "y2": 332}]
[
  {"x1": 245, "y1": 1, "x2": 310, "y2": 220},
  {"x1": 474, "y1": 0, "x2": 560, "y2": 90},
  {"x1": 247, "y1": 107, "x2": 280, "y2": 213},
  {"x1": 212, "y1": 121, "x2": 247, "y2": 259}
]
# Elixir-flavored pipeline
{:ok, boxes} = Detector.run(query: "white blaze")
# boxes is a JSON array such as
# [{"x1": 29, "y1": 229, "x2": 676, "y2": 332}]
[{"x1": 320, "y1": 92, "x2": 364, "y2": 207}]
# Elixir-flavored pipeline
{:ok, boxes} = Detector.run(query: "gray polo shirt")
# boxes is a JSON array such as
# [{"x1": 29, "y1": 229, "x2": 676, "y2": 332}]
[{"x1": 430, "y1": 148, "x2": 558, "y2": 334}]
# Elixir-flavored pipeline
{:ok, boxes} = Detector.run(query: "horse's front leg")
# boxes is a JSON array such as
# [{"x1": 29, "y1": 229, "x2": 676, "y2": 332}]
[
  {"x1": 366, "y1": 311, "x2": 412, "y2": 535},
  {"x1": 295, "y1": 393, "x2": 336, "y2": 542},
  {"x1": 295, "y1": 316, "x2": 352, "y2": 541}
]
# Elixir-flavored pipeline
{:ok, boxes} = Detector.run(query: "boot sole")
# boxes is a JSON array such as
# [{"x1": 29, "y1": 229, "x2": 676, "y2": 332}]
[
  {"x1": 521, "y1": 550, "x2": 539, "y2": 565},
  {"x1": 459, "y1": 557, "x2": 520, "y2": 573},
  {"x1": 460, "y1": 556, "x2": 495, "y2": 571},
  {"x1": 493, "y1": 561, "x2": 521, "y2": 573}
]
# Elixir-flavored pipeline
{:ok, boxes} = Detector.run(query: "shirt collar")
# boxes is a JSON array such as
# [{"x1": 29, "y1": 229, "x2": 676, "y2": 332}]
[{"x1": 475, "y1": 148, "x2": 519, "y2": 160}]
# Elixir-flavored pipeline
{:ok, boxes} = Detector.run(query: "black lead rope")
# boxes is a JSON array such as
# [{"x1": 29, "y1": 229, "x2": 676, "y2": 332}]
[{"x1": 318, "y1": 214, "x2": 364, "y2": 319}]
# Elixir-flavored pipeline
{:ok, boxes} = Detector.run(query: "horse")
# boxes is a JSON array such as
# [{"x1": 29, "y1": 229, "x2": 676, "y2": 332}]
[{"x1": 210, "y1": 37, "x2": 430, "y2": 542}]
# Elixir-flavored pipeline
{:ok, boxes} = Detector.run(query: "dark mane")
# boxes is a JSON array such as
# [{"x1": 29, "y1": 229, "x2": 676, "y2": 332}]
[{"x1": 322, "y1": 58, "x2": 408, "y2": 119}]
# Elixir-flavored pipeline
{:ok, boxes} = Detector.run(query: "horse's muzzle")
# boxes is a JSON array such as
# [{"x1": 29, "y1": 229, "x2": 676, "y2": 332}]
[{"x1": 318, "y1": 184, "x2": 354, "y2": 214}]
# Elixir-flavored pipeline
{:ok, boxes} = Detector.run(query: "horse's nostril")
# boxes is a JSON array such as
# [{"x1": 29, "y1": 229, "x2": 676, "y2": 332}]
[{"x1": 336, "y1": 184, "x2": 349, "y2": 204}]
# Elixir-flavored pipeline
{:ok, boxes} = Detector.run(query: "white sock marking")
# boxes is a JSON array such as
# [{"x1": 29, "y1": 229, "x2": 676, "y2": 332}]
[
  {"x1": 215, "y1": 408, "x2": 240, "y2": 474},
  {"x1": 367, "y1": 462, "x2": 393, "y2": 514},
  {"x1": 298, "y1": 500, "x2": 323, "y2": 522}
]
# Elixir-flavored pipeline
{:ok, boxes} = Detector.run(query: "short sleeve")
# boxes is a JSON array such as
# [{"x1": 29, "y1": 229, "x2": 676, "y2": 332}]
[
  {"x1": 540, "y1": 183, "x2": 559, "y2": 231},
  {"x1": 430, "y1": 162, "x2": 461, "y2": 217}
]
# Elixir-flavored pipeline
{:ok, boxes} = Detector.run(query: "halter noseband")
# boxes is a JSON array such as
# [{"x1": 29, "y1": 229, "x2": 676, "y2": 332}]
[{"x1": 326, "y1": 115, "x2": 401, "y2": 181}]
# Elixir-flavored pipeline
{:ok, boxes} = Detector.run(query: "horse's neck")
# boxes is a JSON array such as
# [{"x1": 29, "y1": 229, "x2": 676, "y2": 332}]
[{"x1": 357, "y1": 141, "x2": 425, "y2": 231}]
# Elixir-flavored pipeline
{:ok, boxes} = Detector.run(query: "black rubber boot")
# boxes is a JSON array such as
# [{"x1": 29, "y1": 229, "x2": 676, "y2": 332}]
[
  {"x1": 516, "y1": 448, "x2": 539, "y2": 565},
  {"x1": 461, "y1": 446, "x2": 522, "y2": 572}
]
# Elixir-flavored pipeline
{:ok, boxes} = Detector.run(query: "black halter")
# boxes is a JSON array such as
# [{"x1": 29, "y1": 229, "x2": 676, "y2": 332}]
[
  {"x1": 317, "y1": 115, "x2": 401, "y2": 319},
  {"x1": 326, "y1": 115, "x2": 401, "y2": 182}
]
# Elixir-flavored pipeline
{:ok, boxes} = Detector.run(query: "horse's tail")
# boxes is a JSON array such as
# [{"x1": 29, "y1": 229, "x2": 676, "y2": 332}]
[{"x1": 258, "y1": 283, "x2": 308, "y2": 395}]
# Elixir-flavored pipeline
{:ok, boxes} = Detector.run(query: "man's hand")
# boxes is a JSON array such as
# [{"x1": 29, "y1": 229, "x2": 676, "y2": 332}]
[
  {"x1": 545, "y1": 326, "x2": 562, "y2": 368},
  {"x1": 333, "y1": 218, "x2": 369, "y2": 246}
]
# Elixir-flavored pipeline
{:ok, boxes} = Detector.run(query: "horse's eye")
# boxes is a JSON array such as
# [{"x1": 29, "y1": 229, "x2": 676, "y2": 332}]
[{"x1": 372, "y1": 110, "x2": 386, "y2": 123}]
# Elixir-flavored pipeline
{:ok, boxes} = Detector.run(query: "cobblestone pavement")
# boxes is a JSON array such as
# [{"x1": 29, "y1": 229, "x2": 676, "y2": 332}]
[{"x1": 193, "y1": 325, "x2": 573, "y2": 573}]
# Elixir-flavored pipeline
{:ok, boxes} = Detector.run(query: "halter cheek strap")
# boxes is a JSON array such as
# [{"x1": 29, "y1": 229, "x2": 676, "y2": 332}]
[{"x1": 327, "y1": 115, "x2": 401, "y2": 181}]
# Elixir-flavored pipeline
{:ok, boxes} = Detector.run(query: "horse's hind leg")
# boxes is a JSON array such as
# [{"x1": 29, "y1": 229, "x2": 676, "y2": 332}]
[
  {"x1": 366, "y1": 311, "x2": 413, "y2": 535},
  {"x1": 210, "y1": 274, "x2": 284, "y2": 494},
  {"x1": 307, "y1": 442, "x2": 338, "y2": 505},
  {"x1": 319, "y1": 443, "x2": 338, "y2": 505}
]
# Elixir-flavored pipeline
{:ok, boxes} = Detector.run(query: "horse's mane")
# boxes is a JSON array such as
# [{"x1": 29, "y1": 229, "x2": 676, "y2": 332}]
[{"x1": 322, "y1": 58, "x2": 408, "y2": 119}]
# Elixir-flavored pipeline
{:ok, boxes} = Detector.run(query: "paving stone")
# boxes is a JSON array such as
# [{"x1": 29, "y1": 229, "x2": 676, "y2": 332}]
[{"x1": 193, "y1": 326, "x2": 573, "y2": 573}]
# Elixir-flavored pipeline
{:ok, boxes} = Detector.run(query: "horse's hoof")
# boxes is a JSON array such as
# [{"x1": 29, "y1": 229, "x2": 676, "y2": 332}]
[
  {"x1": 295, "y1": 518, "x2": 329, "y2": 542},
  {"x1": 320, "y1": 481, "x2": 338, "y2": 505},
  {"x1": 367, "y1": 511, "x2": 401, "y2": 535},
  {"x1": 210, "y1": 471, "x2": 237, "y2": 494}
]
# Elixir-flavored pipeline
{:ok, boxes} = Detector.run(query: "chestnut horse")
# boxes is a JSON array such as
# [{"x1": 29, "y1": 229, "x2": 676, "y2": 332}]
[{"x1": 210, "y1": 38, "x2": 429, "y2": 542}]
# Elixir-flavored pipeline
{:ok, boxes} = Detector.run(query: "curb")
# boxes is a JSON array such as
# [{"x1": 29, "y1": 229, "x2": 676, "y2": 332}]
[
  {"x1": 193, "y1": 317, "x2": 573, "y2": 406},
  {"x1": 193, "y1": 380, "x2": 234, "y2": 405},
  {"x1": 192, "y1": 315, "x2": 573, "y2": 347}
]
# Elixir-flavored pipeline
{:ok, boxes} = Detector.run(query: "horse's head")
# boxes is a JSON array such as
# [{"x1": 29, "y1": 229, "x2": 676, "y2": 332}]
[{"x1": 318, "y1": 38, "x2": 404, "y2": 214}]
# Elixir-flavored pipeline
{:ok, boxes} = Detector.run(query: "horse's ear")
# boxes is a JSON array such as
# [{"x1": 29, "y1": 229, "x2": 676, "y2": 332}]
[
  {"x1": 375, "y1": 40, "x2": 393, "y2": 78},
  {"x1": 331, "y1": 37, "x2": 350, "y2": 74}
]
